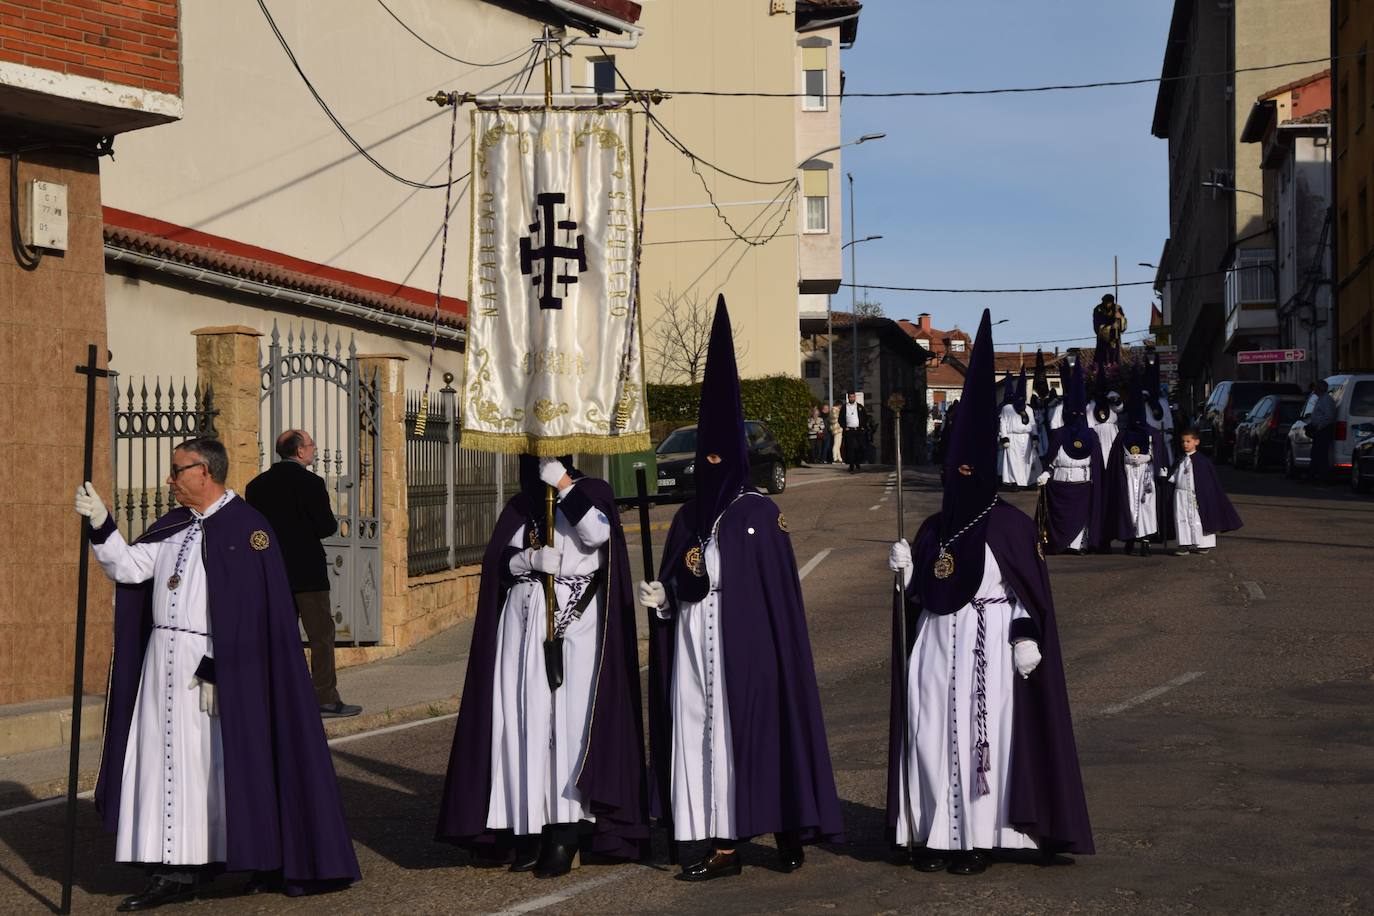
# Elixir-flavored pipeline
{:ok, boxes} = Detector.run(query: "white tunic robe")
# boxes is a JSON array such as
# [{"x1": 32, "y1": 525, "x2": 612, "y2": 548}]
[
  {"x1": 896, "y1": 546, "x2": 1038, "y2": 851},
  {"x1": 1145, "y1": 399, "x2": 1175, "y2": 465},
  {"x1": 663, "y1": 537, "x2": 736, "y2": 842},
  {"x1": 1171, "y1": 455, "x2": 1216, "y2": 548},
  {"x1": 998, "y1": 405, "x2": 1041, "y2": 487},
  {"x1": 486, "y1": 484, "x2": 611, "y2": 834},
  {"x1": 1088, "y1": 402, "x2": 1119, "y2": 459},
  {"x1": 1050, "y1": 447, "x2": 1094, "y2": 550},
  {"x1": 93, "y1": 493, "x2": 233, "y2": 867},
  {"x1": 1120, "y1": 450, "x2": 1159, "y2": 539}
]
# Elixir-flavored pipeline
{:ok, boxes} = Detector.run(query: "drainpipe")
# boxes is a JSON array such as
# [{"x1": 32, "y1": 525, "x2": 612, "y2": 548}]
[{"x1": 105, "y1": 245, "x2": 466, "y2": 343}]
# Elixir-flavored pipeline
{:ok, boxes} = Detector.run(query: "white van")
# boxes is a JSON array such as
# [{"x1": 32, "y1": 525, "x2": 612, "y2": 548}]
[{"x1": 1285, "y1": 373, "x2": 1374, "y2": 477}]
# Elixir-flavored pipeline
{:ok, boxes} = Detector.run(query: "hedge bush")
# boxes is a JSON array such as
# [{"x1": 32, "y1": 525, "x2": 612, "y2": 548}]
[{"x1": 647, "y1": 375, "x2": 817, "y2": 466}]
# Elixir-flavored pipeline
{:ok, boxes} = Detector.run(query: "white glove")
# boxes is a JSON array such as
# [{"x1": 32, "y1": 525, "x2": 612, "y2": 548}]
[
  {"x1": 74, "y1": 482, "x2": 108, "y2": 529},
  {"x1": 1013, "y1": 641, "x2": 1042, "y2": 678},
  {"x1": 1159, "y1": 467, "x2": 1170, "y2": 479},
  {"x1": 638, "y1": 580, "x2": 667, "y2": 610},
  {"x1": 1000, "y1": 437, "x2": 1011, "y2": 449},
  {"x1": 888, "y1": 539, "x2": 914, "y2": 588},
  {"x1": 1037, "y1": 471, "x2": 1051, "y2": 487},
  {"x1": 528, "y1": 546, "x2": 562, "y2": 575},
  {"x1": 539, "y1": 458, "x2": 569, "y2": 490},
  {"x1": 190, "y1": 676, "x2": 219, "y2": 717}
]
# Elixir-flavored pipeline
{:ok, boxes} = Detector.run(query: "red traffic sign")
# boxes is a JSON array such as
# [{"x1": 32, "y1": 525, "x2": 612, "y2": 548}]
[{"x1": 1237, "y1": 348, "x2": 1306, "y2": 365}]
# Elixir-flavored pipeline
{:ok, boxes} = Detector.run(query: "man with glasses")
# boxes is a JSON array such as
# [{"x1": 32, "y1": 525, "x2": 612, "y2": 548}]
[
  {"x1": 246, "y1": 430, "x2": 360, "y2": 718},
  {"x1": 75, "y1": 438, "x2": 359, "y2": 908}
]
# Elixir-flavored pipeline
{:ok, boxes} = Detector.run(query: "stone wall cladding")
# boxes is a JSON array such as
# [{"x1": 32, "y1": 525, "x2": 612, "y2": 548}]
[{"x1": 0, "y1": 0, "x2": 181, "y2": 96}]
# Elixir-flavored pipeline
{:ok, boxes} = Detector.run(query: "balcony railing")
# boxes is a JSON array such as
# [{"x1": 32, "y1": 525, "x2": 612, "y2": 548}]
[{"x1": 1225, "y1": 248, "x2": 1276, "y2": 344}]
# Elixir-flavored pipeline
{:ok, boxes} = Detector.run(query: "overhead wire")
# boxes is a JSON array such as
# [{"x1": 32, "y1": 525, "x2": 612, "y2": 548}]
[
  {"x1": 642, "y1": 52, "x2": 1360, "y2": 100},
  {"x1": 840, "y1": 263, "x2": 1265, "y2": 295},
  {"x1": 373, "y1": 0, "x2": 532, "y2": 67}
]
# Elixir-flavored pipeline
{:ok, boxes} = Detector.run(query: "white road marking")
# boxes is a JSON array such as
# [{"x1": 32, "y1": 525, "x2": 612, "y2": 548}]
[
  {"x1": 1095, "y1": 671, "x2": 1204, "y2": 717},
  {"x1": 779, "y1": 476, "x2": 835, "y2": 489},
  {"x1": 869, "y1": 504, "x2": 883, "y2": 511},
  {"x1": 798, "y1": 548, "x2": 832, "y2": 581},
  {"x1": 1242, "y1": 580, "x2": 1266, "y2": 600},
  {"x1": 489, "y1": 868, "x2": 638, "y2": 915},
  {"x1": 0, "y1": 714, "x2": 463, "y2": 819}
]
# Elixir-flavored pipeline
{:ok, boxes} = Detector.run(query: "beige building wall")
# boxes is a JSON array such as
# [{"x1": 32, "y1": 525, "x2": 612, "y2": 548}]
[
  {"x1": 100, "y1": 0, "x2": 550, "y2": 325},
  {"x1": 1233, "y1": 1, "x2": 1329, "y2": 244},
  {"x1": 574, "y1": 0, "x2": 807, "y2": 382},
  {"x1": 795, "y1": 25, "x2": 845, "y2": 307}
]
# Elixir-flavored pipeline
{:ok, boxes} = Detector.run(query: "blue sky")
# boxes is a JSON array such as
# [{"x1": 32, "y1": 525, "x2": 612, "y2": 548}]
[{"x1": 840, "y1": 1, "x2": 1175, "y2": 352}]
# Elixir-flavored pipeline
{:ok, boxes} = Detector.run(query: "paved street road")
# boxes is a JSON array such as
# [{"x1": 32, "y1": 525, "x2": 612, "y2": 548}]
[{"x1": 3, "y1": 464, "x2": 1373, "y2": 913}]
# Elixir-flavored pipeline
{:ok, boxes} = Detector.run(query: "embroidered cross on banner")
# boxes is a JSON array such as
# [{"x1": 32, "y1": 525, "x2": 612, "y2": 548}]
[{"x1": 519, "y1": 192, "x2": 587, "y2": 310}]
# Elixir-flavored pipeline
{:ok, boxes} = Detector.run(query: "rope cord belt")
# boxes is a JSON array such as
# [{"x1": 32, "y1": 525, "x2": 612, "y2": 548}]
[
  {"x1": 971, "y1": 594, "x2": 1012, "y2": 799},
  {"x1": 153, "y1": 624, "x2": 209, "y2": 637}
]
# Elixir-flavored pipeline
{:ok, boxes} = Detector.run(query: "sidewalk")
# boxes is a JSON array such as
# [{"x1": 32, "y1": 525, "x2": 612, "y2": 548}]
[{"x1": 0, "y1": 618, "x2": 478, "y2": 809}]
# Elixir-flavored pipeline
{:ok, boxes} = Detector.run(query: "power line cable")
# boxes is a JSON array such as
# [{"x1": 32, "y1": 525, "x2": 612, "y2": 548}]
[
  {"x1": 256, "y1": 0, "x2": 498, "y2": 189},
  {"x1": 646, "y1": 53, "x2": 1359, "y2": 100},
  {"x1": 374, "y1": 0, "x2": 531, "y2": 67},
  {"x1": 991, "y1": 330, "x2": 1153, "y2": 348},
  {"x1": 841, "y1": 263, "x2": 1264, "y2": 295}
]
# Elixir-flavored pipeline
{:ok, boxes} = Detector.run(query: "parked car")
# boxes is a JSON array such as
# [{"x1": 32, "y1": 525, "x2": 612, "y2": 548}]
[
  {"x1": 1349, "y1": 423, "x2": 1374, "y2": 493},
  {"x1": 1232, "y1": 394, "x2": 1306, "y2": 470},
  {"x1": 654, "y1": 420, "x2": 787, "y2": 496},
  {"x1": 1286, "y1": 373, "x2": 1374, "y2": 479},
  {"x1": 1197, "y1": 380, "x2": 1303, "y2": 463}
]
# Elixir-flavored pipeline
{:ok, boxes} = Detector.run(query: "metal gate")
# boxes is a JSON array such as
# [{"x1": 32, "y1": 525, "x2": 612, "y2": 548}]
[{"x1": 260, "y1": 322, "x2": 382, "y2": 644}]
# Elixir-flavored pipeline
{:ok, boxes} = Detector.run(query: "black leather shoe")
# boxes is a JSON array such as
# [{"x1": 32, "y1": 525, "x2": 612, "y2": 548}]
[
  {"x1": 533, "y1": 828, "x2": 579, "y2": 879},
  {"x1": 240, "y1": 870, "x2": 283, "y2": 896},
  {"x1": 319, "y1": 701, "x2": 362, "y2": 718},
  {"x1": 678, "y1": 850, "x2": 742, "y2": 882},
  {"x1": 912, "y1": 848, "x2": 951, "y2": 873},
  {"x1": 510, "y1": 834, "x2": 542, "y2": 873},
  {"x1": 948, "y1": 850, "x2": 989, "y2": 875},
  {"x1": 1141, "y1": 540, "x2": 1153, "y2": 557},
  {"x1": 1124, "y1": 540, "x2": 1136, "y2": 556},
  {"x1": 777, "y1": 843, "x2": 804, "y2": 873},
  {"x1": 117, "y1": 877, "x2": 195, "y2": 911}
]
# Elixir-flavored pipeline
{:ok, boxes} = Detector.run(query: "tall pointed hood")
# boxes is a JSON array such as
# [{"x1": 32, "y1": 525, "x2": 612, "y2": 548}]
[
  {"x1": 921, "y1": 309, "x2": 1000, "y2": 614},
  {"x1": 1064, "y1": 360, "x2": 1088, "y2": 422},
  {"x1": 1056, "y1": 361, "x2": 1095, "y2": 460},
  {"x1": 1032, "y1": 349, "x2": 1050, "y2": 405},
  {"x1": 1014, "y1": 366, "x2": 1029, "y2": 414},
  {"x1": 1000, "y1": 372, "x2": 1016, "y2": 408},
  {"x1": 692, "y1": 295, "x2": 750, "y2": 539}
]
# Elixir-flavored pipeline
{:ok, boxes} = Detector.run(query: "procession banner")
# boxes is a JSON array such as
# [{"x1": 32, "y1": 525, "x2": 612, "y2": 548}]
[{"x1": 462, "y1": 107, "x2": 649, "y2": 455}]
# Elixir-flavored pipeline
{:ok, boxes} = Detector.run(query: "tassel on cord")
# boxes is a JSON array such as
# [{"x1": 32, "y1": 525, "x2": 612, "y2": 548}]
[{"x1": 413, "y1": 98, "x2": 460, "y2": 438}]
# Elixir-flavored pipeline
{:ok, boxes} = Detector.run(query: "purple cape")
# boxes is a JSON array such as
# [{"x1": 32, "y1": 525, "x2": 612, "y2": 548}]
[
  {"x1": 1106, "y1": 426, "x2": 1168, "y2": 542},
  {"x1": 435, "y1": 478, "x2": 649, "y2": 860},
  {"x1": 1043, "y1": 426, "x2": 1107, "y2": 553},
  {"x1": 651, "y1": 493, "x2": 844, "y2": 844},
  {"x1": 889, "y1": 502, "x2": 1094, "y2": 854},
  {"x1": 1182, "y1": 452, "x2": 1243, "y2": 534},
  {"x1": 91, "y1": 499, "x2": 360, "y2": 895}
]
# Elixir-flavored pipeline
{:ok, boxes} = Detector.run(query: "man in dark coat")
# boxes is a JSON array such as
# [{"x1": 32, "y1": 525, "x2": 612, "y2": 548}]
[
  {"x1": 838, "y1": 390, "x2": 870, "y2": 473},
  {"x1": 75, "y1": 438, "x2": 360, "y2": 910},
  {"x1": 639, "y1": 295, "x2": 844, "y2": 881},
  {"x1": 888, "y1": 310, "x2": 1093, "y2": 876},
  {"x1": 436, "y1": 455, "x2": 648, "y2": 877},
  {"x1": 245, "y1": 429, "x2": 359, "y2": 717}
]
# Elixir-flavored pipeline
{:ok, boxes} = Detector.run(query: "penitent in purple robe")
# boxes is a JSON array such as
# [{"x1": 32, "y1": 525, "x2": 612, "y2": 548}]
[
  {"x1": 650, "y1": 493, "x2": 845, "y2": 845},
  {"x1": 1179, "y1": 451, "x2": 1243, "y2": 534},
  {"x1": 92, "y1": 501, "x2": 360, "y2": 896},
  {"x1": 1042, "y1": 425, "x2": 1107, "y2": 553},
  {"x1": 435, "y1": 476, "x2": 649, "y2": 860}
]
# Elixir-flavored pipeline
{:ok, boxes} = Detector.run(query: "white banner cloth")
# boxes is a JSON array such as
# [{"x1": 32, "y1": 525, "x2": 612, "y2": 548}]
[{"x1": 463, "y1": 107, "x2": 648, "y2": 455}]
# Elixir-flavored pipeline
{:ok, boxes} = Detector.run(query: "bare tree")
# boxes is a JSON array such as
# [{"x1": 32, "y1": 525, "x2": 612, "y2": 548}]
[
  {"x1": 646, "y1": 288, "x2": 748, "y2": 383},
  {"x1": 854, "y1": 295, "x2": 885, "y2": 319}
]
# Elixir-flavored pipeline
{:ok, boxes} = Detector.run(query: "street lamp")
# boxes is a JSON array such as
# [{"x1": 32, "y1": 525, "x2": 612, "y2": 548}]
[
  {"x1": 831, "y1": 234, "x2": 882, "y2": 406},
  {"x1": 797, "y1": 132, "x2": 886, "y2": 167},
  {"x1": 1201, "y1": 181, "x2": 1264, "y2": 200}
]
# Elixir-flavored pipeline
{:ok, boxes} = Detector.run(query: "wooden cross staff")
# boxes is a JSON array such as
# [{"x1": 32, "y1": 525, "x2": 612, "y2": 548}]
[{"x1": 63, "y1": 344, "x2": 109, "y2": 914}]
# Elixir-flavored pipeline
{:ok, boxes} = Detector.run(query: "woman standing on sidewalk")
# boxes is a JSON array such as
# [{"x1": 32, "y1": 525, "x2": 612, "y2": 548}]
[
  {"x1": 808, "y1": 407, "x2": 826, "y2": 464},
  {"x1": 830, "y1": 402, "x2": 845, "y2": 464}
]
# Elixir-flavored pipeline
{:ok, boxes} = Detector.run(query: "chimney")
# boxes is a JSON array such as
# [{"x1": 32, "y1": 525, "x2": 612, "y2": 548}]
[{"x1": 917, "y1": 313, "x2": 932, "y2": 332}]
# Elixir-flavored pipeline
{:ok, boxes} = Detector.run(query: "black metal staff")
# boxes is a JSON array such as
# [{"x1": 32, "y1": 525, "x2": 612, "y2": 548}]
[
  {"x1": 64, "y1": 344, "x2": 108, "y2": 914},
  {"x1": 543, "y1": 484, "x2": 563, "y2": 691},
  {"x1": 634, "y1": 466, "x2": 677, "y2": 865},
  {"x1": 888, "y1": 392, "x2": 916, "y2": 852}
]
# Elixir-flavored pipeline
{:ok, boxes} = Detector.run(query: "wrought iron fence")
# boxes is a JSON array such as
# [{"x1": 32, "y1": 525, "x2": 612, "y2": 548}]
[
  {"x1": 406, "y1": 379, "x2": 517, "y2": 575},
  {"x1": 110, "y1": 374, "x2": 218, "y2": 540}
]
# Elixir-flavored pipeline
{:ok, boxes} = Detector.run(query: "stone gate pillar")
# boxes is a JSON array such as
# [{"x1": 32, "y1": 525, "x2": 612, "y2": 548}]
[
  {"x1": 192, "y1": 325, "x2": 262, "y2": 492},
  {"x1": 358, "y1": 354, "x2": 408, "y2": 643}
]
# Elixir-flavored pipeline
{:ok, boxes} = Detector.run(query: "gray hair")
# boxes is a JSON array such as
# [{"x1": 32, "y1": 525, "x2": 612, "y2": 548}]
[
  {"x1": 276, "y1": 429, "x2": 307, "y2": 461},
  {"x1": 176, "y1": 437, "x2": 228, "y2": 484}
]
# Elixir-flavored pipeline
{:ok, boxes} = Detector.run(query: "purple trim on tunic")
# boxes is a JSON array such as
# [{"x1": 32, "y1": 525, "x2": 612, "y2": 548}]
[{"x1": 1184, "y1": 452, "x2": 1243, "y2": 534}]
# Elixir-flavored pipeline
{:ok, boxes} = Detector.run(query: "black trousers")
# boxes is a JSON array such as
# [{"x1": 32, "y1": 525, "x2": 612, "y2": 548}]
[
  {"x1": 842, "y1": 428, "x2": 863, "y2": 469},
  {"x1": 294, "y1": 590, "x2": 340, "y2": 706}
]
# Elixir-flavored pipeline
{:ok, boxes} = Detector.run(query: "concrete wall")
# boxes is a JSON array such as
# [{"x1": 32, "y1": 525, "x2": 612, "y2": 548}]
[
  {"x1": 795, "y1": 25, "x2": 843, "y2": 298},
  {"x1": 574, "y1": 0, "x2": 805, "y2": 381},
  {"x1": 0, "y1": 153, "x2": 114, "y2": 705}
]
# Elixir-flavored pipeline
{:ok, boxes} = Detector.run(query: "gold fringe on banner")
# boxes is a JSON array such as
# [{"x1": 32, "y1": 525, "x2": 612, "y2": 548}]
[{"x1": 459, "y1": 430, "x2": 651, "y2": 456}]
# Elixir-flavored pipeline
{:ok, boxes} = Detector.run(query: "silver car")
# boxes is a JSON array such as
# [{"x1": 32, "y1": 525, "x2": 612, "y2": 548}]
[{"x1": 1285, "y1": 373, "x2": 1374, "y2": 478}]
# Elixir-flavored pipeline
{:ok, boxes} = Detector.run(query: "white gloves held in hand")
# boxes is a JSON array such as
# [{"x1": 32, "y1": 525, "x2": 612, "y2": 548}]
[
  {"x1": 74, "y1": 482, "x2": 108, "y2": 529},
  {"x1": 1036, "y1": 471, "x2": 1051, "y2": 487},
  {"x1": 528, "y1": 546, "x2": 562, "y2": 575},
  {"x1": 189, "y1": 676, "x2": 218, "y2": 717},
  {"x1": 888, "y1": 538, "x2": 914, "y2": 588},
  {"x1": 539, "y1": 458, "x2": 570, "y2": 490},
  {"x1": 1013, "y1": 640, "x2": 1041, "y2": 678},
  {"x1": 638, "y1": 580, "x2": 666, "y2": 610}
]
